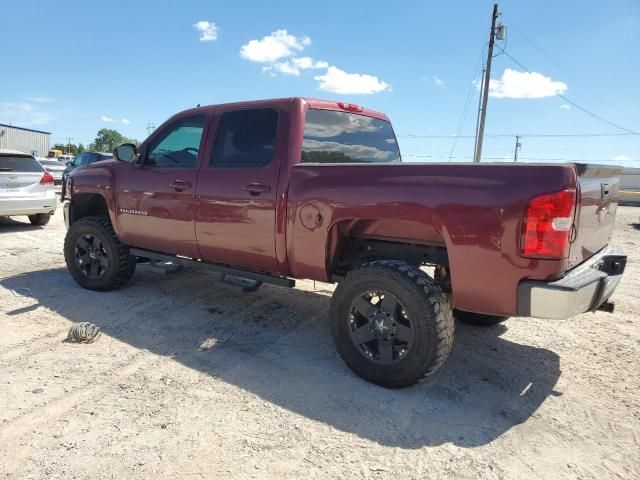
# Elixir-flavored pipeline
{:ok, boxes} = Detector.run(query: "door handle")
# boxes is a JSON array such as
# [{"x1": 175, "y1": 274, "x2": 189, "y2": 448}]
[
  {"x1": 170, "y1": 179, "x2": 192, "y2": 192},
  {"x1": 243, "y1": 182, "x2": 271, "y2": 196}
]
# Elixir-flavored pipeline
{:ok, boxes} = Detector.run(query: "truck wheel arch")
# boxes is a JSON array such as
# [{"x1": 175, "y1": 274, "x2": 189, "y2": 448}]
[
  {"x1": 68, "y1": 193, "x2": 112, "y2": 226},
  {"x1": 325, "y1": 219, "x2": 452, "y2": 280}
]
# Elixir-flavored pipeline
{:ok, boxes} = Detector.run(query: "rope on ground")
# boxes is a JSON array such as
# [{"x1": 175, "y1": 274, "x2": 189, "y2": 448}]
[{"x1": 66, "y1": 322, "x2": 101, "y2": 343}]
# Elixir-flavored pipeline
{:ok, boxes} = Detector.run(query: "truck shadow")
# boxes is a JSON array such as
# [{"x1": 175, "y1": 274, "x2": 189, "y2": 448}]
[
  {"x1": 2, "y1": 266, "x2": 561, "y2": 449},
  {"x1": 0, "y1": 217, "x2": 43, "y2": 233}
]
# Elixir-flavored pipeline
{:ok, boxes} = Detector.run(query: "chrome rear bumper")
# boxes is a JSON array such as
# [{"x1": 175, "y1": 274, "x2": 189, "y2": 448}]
[{"x1": 517, "y1": 245, "x2": 626, "y2": 319}]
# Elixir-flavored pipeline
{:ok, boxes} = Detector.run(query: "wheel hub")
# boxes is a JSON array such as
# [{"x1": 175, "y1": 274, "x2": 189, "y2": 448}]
[
  {"x1": 74, "y1": 234, "x2": 108, "y2": 279},
  {"x1": 370, "y1": 311, "x2": 392, "y2": 338},
  {"x1": 348, "y1": 291, "x2": 414, "y2": 365}
]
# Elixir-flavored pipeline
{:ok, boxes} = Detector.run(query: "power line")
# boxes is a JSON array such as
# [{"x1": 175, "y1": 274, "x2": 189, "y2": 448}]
[
  {"x1": 497, "y1": 47, "x2": 640, "y2": 135},
  {"x1": 510, "y1": 25, "x2": 638, "y2": 124},
  {"x1": 398, "y1": 132, "x2": 639, "y2": 139},
  {"x1": 448, "y1": 34, "x2": 487, "y2": 160},
  {"x1": 402, "y1": 153, "x2": 634, "y2": 162}
]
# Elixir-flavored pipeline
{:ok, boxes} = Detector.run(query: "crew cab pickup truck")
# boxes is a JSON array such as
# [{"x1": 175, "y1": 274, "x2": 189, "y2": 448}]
[{"x1": 62, "y1": 97, "x2": 626, "y2": 388}]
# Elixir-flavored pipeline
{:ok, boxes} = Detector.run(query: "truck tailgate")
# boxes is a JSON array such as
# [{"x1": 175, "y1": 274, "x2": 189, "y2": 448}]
[{"x1": 569, "y1": 164, "x2": 622, "y2": 267}]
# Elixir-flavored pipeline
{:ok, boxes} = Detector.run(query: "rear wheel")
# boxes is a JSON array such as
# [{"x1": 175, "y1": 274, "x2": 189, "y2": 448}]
[
  {"x1": 330, "y1": 260, "x2": 454, "y2": 388},
  {"x1": 28, "y1": 213, "x2": 50, "y2": 226},
  {"x1": 454, "y1": 309, "x2": 509, "y2": 326},
  {"x1": 64, "y1": 216, "x2": 136, "y2": 291}
]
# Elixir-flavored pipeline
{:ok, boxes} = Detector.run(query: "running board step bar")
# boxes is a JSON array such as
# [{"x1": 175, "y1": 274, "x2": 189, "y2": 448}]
[{"x1": 130, "y1": 248, "x2": 295, "y2": 290}]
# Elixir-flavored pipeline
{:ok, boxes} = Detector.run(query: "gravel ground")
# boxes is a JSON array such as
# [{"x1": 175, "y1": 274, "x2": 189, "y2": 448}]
[{"x1": 0, "y1": 205, "x2": 638, "y2": 480}]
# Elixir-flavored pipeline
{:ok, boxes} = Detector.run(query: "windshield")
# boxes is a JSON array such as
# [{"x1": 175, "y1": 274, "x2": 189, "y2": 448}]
[
  {"x1": 0, "y1": 155, "x2": 44, "y2": 172},
  {"x1": 301, "y1": 109, "x2": 401, "y2": 164}
]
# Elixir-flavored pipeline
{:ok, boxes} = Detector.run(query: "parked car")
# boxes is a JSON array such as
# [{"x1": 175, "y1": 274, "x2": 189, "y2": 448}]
[
  {"x1": 0, "y1": 149, "x2": 56, "y2": 225},
  {"x1": 37, "y1": 158, "x2": 65, "y2": 185},
  {"x1": 61, "y1": 152, "x2": 113, "y2": 198},
  {"x1": 61, "y1": 98, "x2": 627, "y2": 388}
]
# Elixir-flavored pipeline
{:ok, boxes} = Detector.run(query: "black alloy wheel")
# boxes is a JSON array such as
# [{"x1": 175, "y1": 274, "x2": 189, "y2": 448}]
[
  {"x1": 74, "y1": 233, "x2": 109, "y2": 279},
  {"x1": 348, "y1": 290, "x2": 415, "y2": 365}
]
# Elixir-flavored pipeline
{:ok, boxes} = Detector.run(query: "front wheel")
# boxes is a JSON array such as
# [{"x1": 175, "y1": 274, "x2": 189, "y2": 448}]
[
  {"x1": 64, "y1": 216, "x2": 136, "y2": 291},
  {"x1": 330, "y1": 260, "x2": 454, "y2": 388}
]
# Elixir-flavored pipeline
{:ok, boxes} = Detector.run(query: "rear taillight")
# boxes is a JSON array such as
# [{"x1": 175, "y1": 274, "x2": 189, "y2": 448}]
[
  {"x1": 40, "y1": 171, "x2": 55, "y2": 185},
  {"x1": 521, "y1": 189, "x2": 576, "y2": 259}
]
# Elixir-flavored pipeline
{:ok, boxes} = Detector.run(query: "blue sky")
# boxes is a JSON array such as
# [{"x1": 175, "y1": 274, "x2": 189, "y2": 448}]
[{"x1": 1, "y1": 0, "x2": 639, "y2": 166}]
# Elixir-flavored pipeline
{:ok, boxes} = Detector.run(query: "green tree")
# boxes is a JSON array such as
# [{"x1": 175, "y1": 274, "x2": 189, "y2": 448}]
[
  {"x1": 53, "y1": 143, "x2": 81, "y2": 156},
  {"x1": 92, "y1": 129, "x2": 125, "y2": 152},
  {"x1": 77, "y1": 143, "x2": 86, "y2": 154}
]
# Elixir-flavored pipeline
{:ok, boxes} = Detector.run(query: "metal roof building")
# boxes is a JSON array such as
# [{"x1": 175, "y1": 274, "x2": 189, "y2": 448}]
[{"x1": 0, "y1": 123, "x2": 51, "y2": 157}]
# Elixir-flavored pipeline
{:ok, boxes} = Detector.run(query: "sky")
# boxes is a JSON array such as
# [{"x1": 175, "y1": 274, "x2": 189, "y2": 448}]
[{"x1": 1, "y1": 0, "x2": 639, "y2": 166}]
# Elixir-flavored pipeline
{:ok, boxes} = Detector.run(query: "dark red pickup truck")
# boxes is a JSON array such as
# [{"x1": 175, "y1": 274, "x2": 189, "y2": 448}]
[{"x1": 62, "y1": 97, "x2": 626, "y2": 387}]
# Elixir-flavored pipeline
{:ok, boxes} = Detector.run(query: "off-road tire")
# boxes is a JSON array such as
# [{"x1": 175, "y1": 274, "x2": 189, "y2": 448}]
[
  {"x1": 64, "y1": 216, "x2": 136, "y2": 291},
  {"x1": 454, "y1": 309, "x2": 509, "y2": 326},
  {"x1": 330, "y1": 260, "x2": 454, "y2": 388},
  {"x1": 28, "y1": 213, "x2": 50, "y2": 226}
]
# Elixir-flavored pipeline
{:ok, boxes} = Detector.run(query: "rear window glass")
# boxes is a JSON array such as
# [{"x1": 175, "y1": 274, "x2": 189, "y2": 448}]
[
  {"x1": 0, "y1": 155, "x2": 44, "y2": 172},
  {"x1": 301, "y1": 109, "x2": 401, "y2": 164},
  {"x1": 211, "y1": 108, "x2": 278, "y2": 168}
]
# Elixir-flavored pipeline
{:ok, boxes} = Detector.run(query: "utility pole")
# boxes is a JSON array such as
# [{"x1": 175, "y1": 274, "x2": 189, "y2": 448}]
[
  {"x1": 513, "y1": 135, "x2": 521, "y2": 162},
  {"x1": 67, "y1": 137, "x2": 72, "y2": 155},
  {"x1": 146, "y1": 123, "x2": 156, "y2": 136},
  {"x1": 474, "y1": 4, "x2": 504, "y2": 163}
]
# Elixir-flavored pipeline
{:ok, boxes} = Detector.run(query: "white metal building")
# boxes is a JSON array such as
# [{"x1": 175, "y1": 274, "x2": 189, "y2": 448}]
[
  {"x1": 620, "y1": 167, "x2": 640, "y2": 205},
  {"x1": 0, "y1": 123, "x2": 51, "y2": 157}
]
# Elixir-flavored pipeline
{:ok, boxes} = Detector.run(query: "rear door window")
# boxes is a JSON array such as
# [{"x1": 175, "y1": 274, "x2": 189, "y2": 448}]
[
  {"x1": 211, "y1": 108, "x2": 278, "y2": 168},
  {"x1": 301, "y1": 109, "x2": 401, "y2": 164},
  {"x1": 0, "y1": 155, "x2": 44, "y2": 172}
]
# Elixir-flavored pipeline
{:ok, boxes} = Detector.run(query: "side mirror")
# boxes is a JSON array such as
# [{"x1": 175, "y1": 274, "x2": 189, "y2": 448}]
[{"x1": 114, "y1": 143, "x2": 137, "y2": 162}]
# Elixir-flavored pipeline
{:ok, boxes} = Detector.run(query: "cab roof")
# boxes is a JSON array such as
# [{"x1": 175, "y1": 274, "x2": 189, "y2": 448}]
[
  {"x1": 0, "y1": 149, "x2": 31, "y2": 156},
  {"x1": 180, "y1": 97, "x2": 390, "y2": 122}
]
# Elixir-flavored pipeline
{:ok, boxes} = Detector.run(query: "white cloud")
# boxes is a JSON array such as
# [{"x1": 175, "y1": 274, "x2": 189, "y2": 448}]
[
  {"x1": 0, "y1": 102, "x2": 54, "y2": 126},
  {"x1": 241, "y1": 29, "x2": 389, "y2": 96},
  {"x1": 314, "y1": 66, "x2": 390, "y2": 95},
  {"x1": 612, "y1": 155, "x2": 631, "y2": 161},
  {"x1": 484, "y1": 68, "x2": 567, "y2": 99},
  {"x1": 193, "y1": 21, "x2": 218, "y2": 42},
  {"x1": 432, "y1": 75, "x2": 444, "y2": 88},
  {"x1": 560, "y1": 104, "x2": 571, "y2": 110},
  {"x1": 100, "y1": 115, "x2": 130, "y2": 125},
  {"x1": 25, "y1": 96, "x2": 53, "y2": 103},
  {"x1": 240, "y1": 29, "x2": 310, "y2": 63},
  {"x1": 266, "y1": 56, "x2": 329, "y2": 76}
]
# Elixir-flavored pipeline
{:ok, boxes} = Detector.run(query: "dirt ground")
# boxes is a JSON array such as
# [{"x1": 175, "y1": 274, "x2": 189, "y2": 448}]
[{"x1": 0, "y1": 204, "x2": 638, "y2": 480}]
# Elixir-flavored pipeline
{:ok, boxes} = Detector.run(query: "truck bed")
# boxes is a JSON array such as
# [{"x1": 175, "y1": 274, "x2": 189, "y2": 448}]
[{"x1": 287, "y1": 162, "x2": 620, "y2": 316}]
